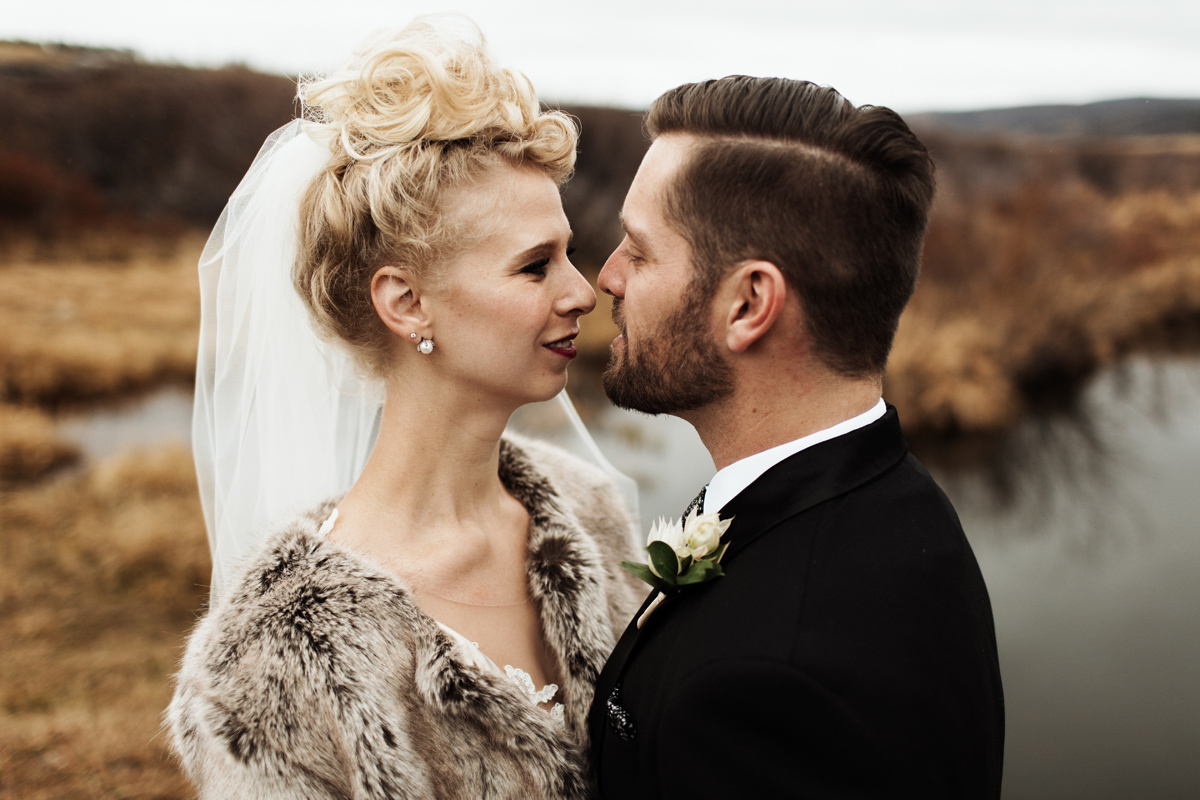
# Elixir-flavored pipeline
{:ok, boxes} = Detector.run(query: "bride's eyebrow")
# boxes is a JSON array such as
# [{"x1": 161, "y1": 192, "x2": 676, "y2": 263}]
[{"x1": 510, "y1": 232, "x2": 574, "y2": 264}]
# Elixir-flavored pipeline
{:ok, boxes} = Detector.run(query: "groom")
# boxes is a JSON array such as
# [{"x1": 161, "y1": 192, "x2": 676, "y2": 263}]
[{"x1": 588, "y1": 77, "x2": 1004, "y2": 798}]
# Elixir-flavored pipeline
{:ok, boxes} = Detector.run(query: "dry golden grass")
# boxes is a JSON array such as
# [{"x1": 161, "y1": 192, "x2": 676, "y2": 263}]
[
  {"x1": 0, "y1": 231, "x2": 620, "y2": 408},
  {"x1": 0, "y1": 404, "x2": 78, "y2": 482},
  {"x1": 0, "y1": 444, "x2": 208, "y2": 799},
  {"x1": 0, "y1": 234, "x2": 204, "y2": 405},
  {"x1": 887, "y1": 183, "x2": 1200, "y2": 438},
  {"x1": 0, "y1": 137, "x2": 1197, "y2": 440}
]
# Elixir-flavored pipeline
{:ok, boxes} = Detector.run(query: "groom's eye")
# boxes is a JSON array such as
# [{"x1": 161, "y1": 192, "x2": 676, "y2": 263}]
[{"x1": 520, "y1": 257, "x2": 551, "y2": 277}]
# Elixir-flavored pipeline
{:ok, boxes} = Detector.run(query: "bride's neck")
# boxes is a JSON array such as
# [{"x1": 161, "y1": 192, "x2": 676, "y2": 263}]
[{"x1": 338, "y1": 376, "x2": 518, "y2": 537}]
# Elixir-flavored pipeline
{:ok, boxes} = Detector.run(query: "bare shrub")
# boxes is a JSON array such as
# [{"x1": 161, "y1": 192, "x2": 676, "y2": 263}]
[{"x1": 891, "y1": 131, "x2": 1200, "y2": 439}]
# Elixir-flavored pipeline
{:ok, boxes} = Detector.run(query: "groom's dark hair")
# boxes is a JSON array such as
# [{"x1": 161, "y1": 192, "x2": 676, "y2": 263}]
[{"x1": 647, "y1": 76, "x2": 935, "y2": 378}]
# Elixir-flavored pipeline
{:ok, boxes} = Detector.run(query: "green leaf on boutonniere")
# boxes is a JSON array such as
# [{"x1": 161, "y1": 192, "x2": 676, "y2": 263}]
[
  {"x1": 618, "y1": 560, "x2": 674, "y2": 593},
  {"x1": 646, "y1": 540, "x2": 680, "y2": 585},
  {"x1": 620, "y1": 510, "x2": 733, "y2": 594},
  {"x1": 677, "y1": 558, "x2": 724, "y2": 585}
]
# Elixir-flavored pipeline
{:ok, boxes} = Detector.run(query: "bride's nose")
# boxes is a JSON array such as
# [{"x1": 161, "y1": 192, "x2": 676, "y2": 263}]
[{"x1": 557, "y1": 261, "x2": 598, "y2": 317}]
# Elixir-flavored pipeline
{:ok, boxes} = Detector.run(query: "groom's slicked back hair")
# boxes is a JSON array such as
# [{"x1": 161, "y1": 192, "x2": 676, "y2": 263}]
[{"x1": 647, "y1": 76, "x2": 935, "y2": 378}]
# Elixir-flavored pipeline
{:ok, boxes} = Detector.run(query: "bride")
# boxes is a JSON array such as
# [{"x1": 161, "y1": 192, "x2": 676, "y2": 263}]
[{"x1": 168, "y1": 17, "x2": 640, "y2": 799}]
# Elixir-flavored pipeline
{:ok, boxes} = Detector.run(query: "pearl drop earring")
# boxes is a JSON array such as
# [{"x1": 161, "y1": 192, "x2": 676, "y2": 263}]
[{"x1": 417, "y1": 338, "x2": 435, "y2": 355}]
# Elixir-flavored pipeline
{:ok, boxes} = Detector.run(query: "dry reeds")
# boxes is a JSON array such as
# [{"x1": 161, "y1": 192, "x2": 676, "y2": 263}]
[
  {"x1": 0, "y1": 87, "x2": 1198, "y2": 797},
  {"x1": 0, "y1": 403, "x2": 78, "y2": 481},
  {"x1": 0, "y1": 234, "x2": 204, "y2": 405},
  {"x1": 885, "y1": 134, "x2": 1200, "y2": 440},
  {"x1": 0, "y1": 444, "x2": 208, "y2": 799}
]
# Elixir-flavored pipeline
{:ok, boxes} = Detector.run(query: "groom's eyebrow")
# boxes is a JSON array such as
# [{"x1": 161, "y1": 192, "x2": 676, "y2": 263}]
[{"x1": 618, "y1": 212, "x2": 651, "y2": 252}]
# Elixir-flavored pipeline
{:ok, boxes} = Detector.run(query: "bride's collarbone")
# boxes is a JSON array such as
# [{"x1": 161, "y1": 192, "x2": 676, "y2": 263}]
[
  {"x1": 327, "y1": 513, "x2": 561, "y2": 701},
  {"x1": 389, "y1": 526, "x2": 531, "y2": 604},
  {"x1": 330, "y1": 500, "x2": 531, "y2": 599}
]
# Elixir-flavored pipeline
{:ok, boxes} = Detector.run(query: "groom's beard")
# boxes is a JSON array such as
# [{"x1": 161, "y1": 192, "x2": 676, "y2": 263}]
[{"x1": 602, "y1": 286, "x2": 733, "y2": 415}]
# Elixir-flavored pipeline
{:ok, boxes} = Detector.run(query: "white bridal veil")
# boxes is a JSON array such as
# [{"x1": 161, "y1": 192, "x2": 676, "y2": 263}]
[{"x1": 194, "y1": 120, "x2": 637, "y2": 601}]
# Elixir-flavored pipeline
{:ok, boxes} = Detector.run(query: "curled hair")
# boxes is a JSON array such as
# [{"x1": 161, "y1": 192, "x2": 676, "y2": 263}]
[
  {"x1": 294, "y1": 16, "x2": 577, "y2": 377},
  {"x1": 648, "y1": 76, "x2": 935, "y2": 377}
]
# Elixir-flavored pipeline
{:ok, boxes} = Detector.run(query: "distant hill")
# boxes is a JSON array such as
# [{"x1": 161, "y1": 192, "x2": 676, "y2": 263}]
[
  {"x1": 3, "y1": 41, "x2": 1199, "y2": 263},
  {"x1": 909, "y1": 98, "x2": 1200, "y2": 138},
  {"x1": 0, "y1": 41, "x2": 644, "y2": 267},
  {"x1": 0, "y1": 43, "x2": 298, "y2": 232}
]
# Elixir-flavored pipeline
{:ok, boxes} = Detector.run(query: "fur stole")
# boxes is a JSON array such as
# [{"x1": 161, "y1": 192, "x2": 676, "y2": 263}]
[{"x1": 168, "y1": 437, "x2": 641, "y2": 799}]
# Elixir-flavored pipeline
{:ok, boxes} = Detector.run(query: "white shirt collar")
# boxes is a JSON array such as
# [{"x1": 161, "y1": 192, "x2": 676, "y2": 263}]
[{"x1": 702, "y1": 399, "x2": 887, "y2": 515}]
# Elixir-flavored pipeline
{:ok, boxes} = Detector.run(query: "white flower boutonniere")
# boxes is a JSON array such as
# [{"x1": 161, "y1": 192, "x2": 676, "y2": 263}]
[{"x1": 620, "y1": 508, "x2": 733, "y2": 594}]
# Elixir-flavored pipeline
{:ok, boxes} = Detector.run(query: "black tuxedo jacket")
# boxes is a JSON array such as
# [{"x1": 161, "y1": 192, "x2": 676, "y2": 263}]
[{"x1": 588, "y1": 407, "x2": 1004, "y2": 799}]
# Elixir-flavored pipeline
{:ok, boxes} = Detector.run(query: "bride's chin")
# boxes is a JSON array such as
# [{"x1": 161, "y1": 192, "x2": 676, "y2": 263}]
[{"x1": 525, "y1": 375, "x2": 570, "y2": 405}]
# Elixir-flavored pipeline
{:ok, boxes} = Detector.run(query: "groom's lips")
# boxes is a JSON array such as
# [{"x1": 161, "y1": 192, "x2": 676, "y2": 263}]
[{"x1": 608, "y1": 300, "x2": 628, "y2": 349}]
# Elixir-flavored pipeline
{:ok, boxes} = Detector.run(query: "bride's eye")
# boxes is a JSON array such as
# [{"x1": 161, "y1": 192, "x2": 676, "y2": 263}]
[
  {"x1": 520, "y1": 257, "x2": 551, "y2": 277},
  {"x1": 566, "y1": 246, "x2": 576, "y2": 258}
]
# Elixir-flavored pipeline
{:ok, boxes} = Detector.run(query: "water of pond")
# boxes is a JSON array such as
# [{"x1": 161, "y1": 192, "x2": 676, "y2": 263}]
[
  {"x1": 938, "y1": 357, "x2": 1200, "y2": 800},
  {"x1": 55, "y1": 357, "x2": 1200, "y2": 799}
]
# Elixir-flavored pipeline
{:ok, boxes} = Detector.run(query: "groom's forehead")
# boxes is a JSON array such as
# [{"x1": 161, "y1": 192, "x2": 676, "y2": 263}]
[
  {"x1": 620, "y1": 136, "x2": 695, "y2": 244},
  {"x1": 632, "y1": 135, "x2": 693, "y2": 194}
]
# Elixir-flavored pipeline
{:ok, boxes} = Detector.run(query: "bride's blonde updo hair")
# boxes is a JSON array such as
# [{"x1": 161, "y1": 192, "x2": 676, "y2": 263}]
[{"x1": 294, "y1": 16, "x2": 577, "y2": 377}]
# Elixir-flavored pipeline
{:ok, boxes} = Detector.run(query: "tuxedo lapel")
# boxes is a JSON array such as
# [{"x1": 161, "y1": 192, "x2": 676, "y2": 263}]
[
  {"x1": 591, "y1": 407, "x2": 908, "y2": 745},
  {"x1": 588, "y1": 588, "x2": 658, "y2": 752},
  {"x1": 591, "y1": 408, "x2": 909, "y2": 776},
  {"x1": 716, "y1": 406, "x2": 909, "y2": 563}
]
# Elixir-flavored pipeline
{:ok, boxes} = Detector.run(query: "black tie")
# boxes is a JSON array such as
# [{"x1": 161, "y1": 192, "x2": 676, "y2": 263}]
[{"x1": 681, "y1": 485, "x2": 707, "y2": 524}]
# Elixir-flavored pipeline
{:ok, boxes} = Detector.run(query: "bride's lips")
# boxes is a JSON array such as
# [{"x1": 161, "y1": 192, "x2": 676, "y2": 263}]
[{"x1": 543, "y1": 335, "x2": 578, "y2": 359}]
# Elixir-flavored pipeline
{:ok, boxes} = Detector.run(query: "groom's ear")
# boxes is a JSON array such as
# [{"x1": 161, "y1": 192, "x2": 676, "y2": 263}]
[
  {"x1": 371, "y1": 265, "x2": 428, "y2": 337},
  {"x1": 721, "y1": 260, "x2": 787, "y2": 353}
]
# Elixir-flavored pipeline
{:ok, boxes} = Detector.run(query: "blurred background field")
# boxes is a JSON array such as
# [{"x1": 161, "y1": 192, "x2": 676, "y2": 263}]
[{"x1": 2, "y1": 40, "x2": 1200, "y2": 799}]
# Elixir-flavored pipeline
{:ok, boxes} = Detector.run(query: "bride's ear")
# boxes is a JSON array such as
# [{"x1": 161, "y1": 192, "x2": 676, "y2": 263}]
[{"x1": 371, "y1": 266, "x2": 428, "y2": 337}]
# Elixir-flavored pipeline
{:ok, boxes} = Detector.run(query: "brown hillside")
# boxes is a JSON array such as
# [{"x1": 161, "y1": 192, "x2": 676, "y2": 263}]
[
  {"x1": 2, "y1": 46, "x2": 1200, "y2": 440},
  {"x1": 0, "y1": 46, "x2": 296, "y2": 231}
]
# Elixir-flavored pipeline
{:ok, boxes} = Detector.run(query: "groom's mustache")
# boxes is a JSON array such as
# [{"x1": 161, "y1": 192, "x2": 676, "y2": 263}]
[{"x1": 610, "y1": 298, "x2": 626, "y2": 334}]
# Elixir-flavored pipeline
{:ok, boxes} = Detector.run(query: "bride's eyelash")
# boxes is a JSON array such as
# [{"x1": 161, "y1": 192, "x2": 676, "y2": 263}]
[
  {"x1": 520, "y1": 257, "x2": 551, "y2": 276},
  {"x1": 520, "y1": 245, "x2": 573, "y2": 277}
]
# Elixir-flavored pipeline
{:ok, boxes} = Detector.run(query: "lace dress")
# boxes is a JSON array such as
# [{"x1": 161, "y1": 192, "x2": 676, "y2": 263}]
[{"x1": 317, "y1": 509, "x2": 564, "y2": 724}]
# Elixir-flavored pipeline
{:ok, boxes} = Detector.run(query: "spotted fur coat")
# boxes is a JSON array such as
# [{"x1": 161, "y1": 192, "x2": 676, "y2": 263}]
[{"x1": 168, "y1": 437, "x2": 642, "y2": 799}]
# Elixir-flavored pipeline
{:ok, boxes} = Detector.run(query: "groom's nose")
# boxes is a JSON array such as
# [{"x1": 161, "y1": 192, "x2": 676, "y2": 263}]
[{"x1": 598, "y1": 242, "x2": 627, "y2": 299}]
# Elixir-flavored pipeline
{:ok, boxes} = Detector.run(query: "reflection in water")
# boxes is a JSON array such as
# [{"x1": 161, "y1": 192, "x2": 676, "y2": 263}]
[
  {"x1": 56, "y1": 385, "x2": 193, "y2": 462},
  {"x1": 925, "y1": 409, "x2": 1112, "y2": 521},
  {"x1": 934, "y1": 357, "x2": 1200, "y2": 800},
  {"x1": 930, "y1": 358, "x2": 1200, "y2": 550},
  {"x1": 55, "y1": 357, "x2": 1200, "y2": 799}
]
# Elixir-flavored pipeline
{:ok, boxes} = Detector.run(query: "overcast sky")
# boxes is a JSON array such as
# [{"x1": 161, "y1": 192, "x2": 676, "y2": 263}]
[{"x1": 5, "y1": 0, "x2": 1199, "y2": 113}]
